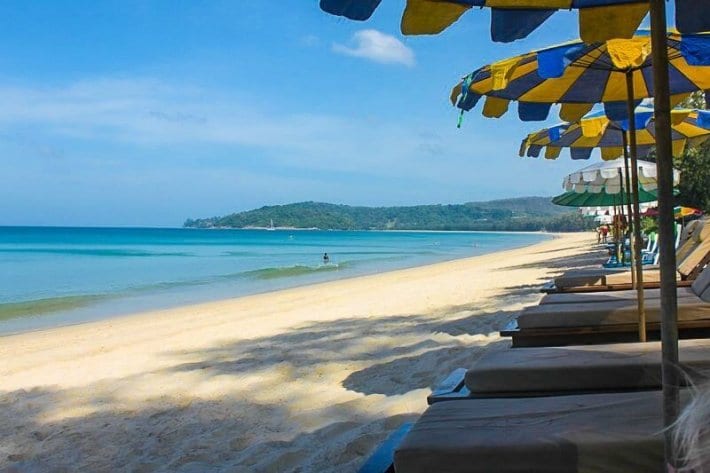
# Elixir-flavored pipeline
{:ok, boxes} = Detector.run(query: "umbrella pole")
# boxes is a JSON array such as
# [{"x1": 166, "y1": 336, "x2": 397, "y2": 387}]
[
  {"x1": 650, "y1": 0, "x2": 680, "y2": 468},
  {"x1": 622, "y1": 135, "x2": 636, "y2": 287},
  {"x1": 625, "y1": 71, "x2": 646, "y2": 342}
]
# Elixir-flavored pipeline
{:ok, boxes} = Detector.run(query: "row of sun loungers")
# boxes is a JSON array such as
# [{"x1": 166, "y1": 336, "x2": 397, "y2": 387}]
[
  {"x1": 504, "y1": 220, "x2": 710, "y2": 347},
  {"x1": 358, "y1": 218, "x2": 710, "y2": 473},
  {"x1": 542, "y1": 218, "x2": 709, "y2": 292}
]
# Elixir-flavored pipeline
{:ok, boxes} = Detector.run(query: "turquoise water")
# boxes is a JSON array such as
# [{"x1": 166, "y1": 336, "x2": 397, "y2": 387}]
[{"x1": 0, "y1": 227, "x2": 549, "y2": 334}]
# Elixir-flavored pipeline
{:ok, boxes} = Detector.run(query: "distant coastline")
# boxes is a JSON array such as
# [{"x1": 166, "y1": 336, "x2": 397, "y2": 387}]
[{"x1": 184, "y1": 197, "x2": 594, "y2": 232}]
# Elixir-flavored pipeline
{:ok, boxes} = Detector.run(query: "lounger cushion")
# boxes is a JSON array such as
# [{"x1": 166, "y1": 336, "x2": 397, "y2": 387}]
[
  {"x1": 604, "y1": 268, "x2": 662, "y2": 285},
  {"x1": 553, "y1": 268, "x2": 630, "y2": 288},
  {"x1": 540, "y1": 286, "x2": 697, "y2": 304},
  {"x1": 394, "y1": 390, "x2": 686, "y2": 473},
  {"x1": 691, "y1": 263, "x2": 710, "y2": 295},
  {"x1": 517, "y1": 296, "x2": 710, "y2": 329},
  {"x1": 465, "y1": 339, "x2": 710, "y2": 394},
  {"x1": 554, "y1": 268, "x2": 667, "y2": 288},
  {"x1": 679, "y1": 219, "x2": 703, "y2": 246},
  {"x1": 679, "y1": 240, "x2": 710, "y2": 277}
]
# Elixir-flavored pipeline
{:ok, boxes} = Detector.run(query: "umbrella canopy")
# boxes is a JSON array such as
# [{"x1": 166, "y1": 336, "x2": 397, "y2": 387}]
[
  {"x1": 643, "y1": 206, "x2": 704, "y2": 218},
  {"x1": 561, "y1": 159, "x2": 679, "y2": 195},
  {"x1": 319, "y1": 0, "x2": 708, "y2": 42},
  {"x1": 674, "y1": 206, "x2": 704, "y2": 218},
  {"x1": 520, "y1": 108, "x2": 710, "y2": 161},
  {"x1": 451, "y1": 31, "x2": 710, "y2": 123},
  {"x1": 553, "y1": 188, "x2": 660, "y2": 207}
]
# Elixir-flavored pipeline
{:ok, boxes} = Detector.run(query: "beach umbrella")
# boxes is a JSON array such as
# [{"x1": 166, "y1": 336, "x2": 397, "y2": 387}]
[
  {"x1": 562, "y1": 160, "x2": 679, "y2": 195},
  {"x1": 674, "y1": 206, "x2": 704, "y2": 219},
  {"x1": 559, "y1": 159, "x2": 676, "y2": 277},
  {"x1": 451, "y1": 31, "x2": 710, "y2": 124},
  {"x1": 520, "y1": 109, "x2": 710, "y2": 162},
  {"x1": 552, "y1": 188, "x2": 660, "y2": 207},
  {"x1": 319, "y1": 1, "x2": 709, "y2": 42}
]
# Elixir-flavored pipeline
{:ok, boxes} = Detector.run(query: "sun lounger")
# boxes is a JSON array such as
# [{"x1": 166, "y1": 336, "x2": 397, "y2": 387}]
[
  {"x1": 502, "y1": 267, "x2": 710, "y2": 347},
  {"x1": 427, "y1": 339, "x2": 710, "y2": 403},
  {"x1": 538, "y1": 261, "x2": 710, "y2": 304},
  {"x1": 543, "y1": 223, "x2": 710, "y2": 293},
  {"x1": 394, "y1": 390, "x2": 688, "y2": 473},
  {"x1": 542, "y1": 220, "x2": 710, "y2": 293}
]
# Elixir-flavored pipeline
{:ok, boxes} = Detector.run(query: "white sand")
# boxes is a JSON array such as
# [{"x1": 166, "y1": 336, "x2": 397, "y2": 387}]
[{"x1": 0, "y1": 232, "x2": 596, "y2": 473}]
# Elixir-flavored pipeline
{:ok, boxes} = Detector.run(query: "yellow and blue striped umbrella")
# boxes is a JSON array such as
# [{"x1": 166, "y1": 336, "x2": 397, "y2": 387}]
[
  {"x1": 319, "y1": 0, "x2": 708, "y2": 42},
  {"x1": 520, "y1": 108, "x2": 710, "y2": 160},
  {"x1": 451, "y1": 31, "x2": 710, "y2": 123}
]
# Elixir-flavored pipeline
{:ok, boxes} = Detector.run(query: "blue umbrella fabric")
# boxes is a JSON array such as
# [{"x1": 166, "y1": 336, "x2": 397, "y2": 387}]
[{"x1": 319, "y1": 0, "x2": 709, "y2": 43}]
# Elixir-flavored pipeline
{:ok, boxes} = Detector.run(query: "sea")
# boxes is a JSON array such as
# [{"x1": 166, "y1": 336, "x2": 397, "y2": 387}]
[{"x1": 0, "y1": 227, "x2": 549, "y2": 335}]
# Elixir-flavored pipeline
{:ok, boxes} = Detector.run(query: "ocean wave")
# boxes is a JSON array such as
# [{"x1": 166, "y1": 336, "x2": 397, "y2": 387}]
[
  {"x1": 244, "y1": 263, "x2": 346, "y2": 280},
  {"x1": 0, "y1": 294, "x2": 111, "y2": 321}
]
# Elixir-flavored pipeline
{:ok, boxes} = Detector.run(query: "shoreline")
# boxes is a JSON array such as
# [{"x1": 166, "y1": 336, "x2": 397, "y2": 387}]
[
  {"x1": 0, "y1": 231, "x2": 554, "y2": 337},
  {"x1": 0, "y1": 232, "x2": 595, "y2": 472}
]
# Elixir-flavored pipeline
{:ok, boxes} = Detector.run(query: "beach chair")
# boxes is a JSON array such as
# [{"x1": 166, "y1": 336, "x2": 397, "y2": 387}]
[
  {"x1": 641, "y1": 231, "x2": 659, "y2": 264},
  {"x1": 542, "y1": 219, "x2": 710, "y2": 293},
  {"x1": 537, "y1": 263, "x2": 710, "y2": 305},
  {"x1": 426, "y1": 339, "x2": 710, "y2": 403},
  {"x1": 393, "y1": 390, "x2": 688, "y2": 473},
  {"x1": 501, "y1": 265, "x2": 710, "y2": 347}
]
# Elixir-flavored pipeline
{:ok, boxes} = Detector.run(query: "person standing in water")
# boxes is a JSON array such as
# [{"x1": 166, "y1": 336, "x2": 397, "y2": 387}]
[{"x1": 323, "y1": 252, "x2": 330, "y2": 264}]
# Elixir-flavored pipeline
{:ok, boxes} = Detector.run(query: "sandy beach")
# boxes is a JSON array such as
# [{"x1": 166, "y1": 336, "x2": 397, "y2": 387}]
[{"x1": 0, "y1": 232, "x2": 597, "y2": 473}]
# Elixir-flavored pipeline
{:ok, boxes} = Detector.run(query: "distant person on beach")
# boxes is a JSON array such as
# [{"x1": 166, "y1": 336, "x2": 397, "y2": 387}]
[
  {"x1": 600, "y1": 225, "x2": 609, "y2": 243},
  {"x1": 323, "y1": 253, "x2": 329, "y2": 264}
]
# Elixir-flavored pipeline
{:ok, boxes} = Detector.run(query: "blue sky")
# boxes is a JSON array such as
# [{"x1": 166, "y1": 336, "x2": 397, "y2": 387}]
[{"x1": 0, "y1": 1, "x2": 653, "y2": 226}]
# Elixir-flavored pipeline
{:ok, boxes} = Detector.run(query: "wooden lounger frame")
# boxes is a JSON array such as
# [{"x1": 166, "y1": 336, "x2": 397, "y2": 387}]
[
  {"x1": 540, "y1": 279, "x2": 693, "y2": 293},
  {"x1": 500, "y1": 319, "x2": 710, "y2": 348},
  {"x1": 425, "y1": 367, "x2": 676, "y2": 404}
]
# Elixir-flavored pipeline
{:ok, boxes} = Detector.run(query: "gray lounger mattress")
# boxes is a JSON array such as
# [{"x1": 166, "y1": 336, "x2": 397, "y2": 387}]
[{"x1": 394, "y1": 390, "x2": 686, "y2": 473}]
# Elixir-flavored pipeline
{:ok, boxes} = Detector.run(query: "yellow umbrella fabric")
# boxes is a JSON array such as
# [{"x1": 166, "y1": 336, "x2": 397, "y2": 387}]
[
  {"x1": 520, "y1": 109, "x2": 710, "y2": 161},
  {"x1": 319, "y1": 0, "x2": 708, "y2": 42},
  {"x1": 451, "y1": 31, "x2": 710, "y2": 123}
]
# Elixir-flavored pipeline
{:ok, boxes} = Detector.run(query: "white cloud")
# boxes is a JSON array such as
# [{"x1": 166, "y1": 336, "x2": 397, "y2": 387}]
[{"x1": 332, "y1": 29, "x2": 415, "y2": 67}]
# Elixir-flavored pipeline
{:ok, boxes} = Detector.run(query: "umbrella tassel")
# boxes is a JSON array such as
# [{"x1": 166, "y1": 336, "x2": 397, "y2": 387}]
[{"x1": 456, "y1": 73, "x2": 474, "y2": 129}]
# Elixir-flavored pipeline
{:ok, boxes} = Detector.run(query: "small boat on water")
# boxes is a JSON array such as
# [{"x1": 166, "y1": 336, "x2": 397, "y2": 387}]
[{"x1": 267, "y1": 219, "x2": 275, "y2": 231}]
